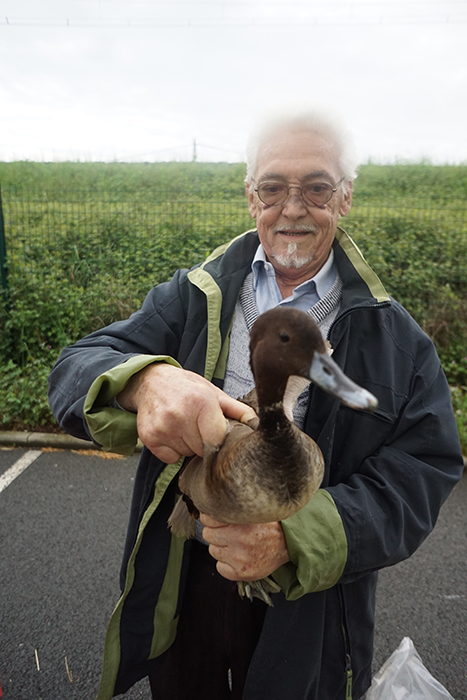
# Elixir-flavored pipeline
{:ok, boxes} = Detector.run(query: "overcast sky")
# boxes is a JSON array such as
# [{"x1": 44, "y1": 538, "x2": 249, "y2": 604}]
[{"x1": 1, "y1": 0, "x2": 466, "y2": 165}]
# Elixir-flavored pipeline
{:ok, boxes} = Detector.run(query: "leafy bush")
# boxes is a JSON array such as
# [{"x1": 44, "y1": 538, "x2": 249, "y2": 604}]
[
  {"x1": 0, "y1": 356, "x2": 56, "y2": 431},
  {"x1": 450, "y1": 386, "x2": 467, "y2": 454},
  {"x1": 345, "y1": 211, "x2": 467, "y2": 386}
]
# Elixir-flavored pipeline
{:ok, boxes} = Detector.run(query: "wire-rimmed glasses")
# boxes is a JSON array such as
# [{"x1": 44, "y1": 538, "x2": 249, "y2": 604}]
[{"x1": 254, "y1": 177, "x2": 345, "y2": 208}]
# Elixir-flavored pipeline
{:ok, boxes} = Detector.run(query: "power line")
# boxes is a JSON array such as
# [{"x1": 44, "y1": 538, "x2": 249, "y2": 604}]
[
  {"x1": 2, "y1": 0, "x2": 467, "y2": 27},
  {"x1": 98, "y1": 141, "x2": 244, "y2": 162},
  {"x1": 1, "y1": 15, "x2": 467, "y2": 27},
  {"x1": 7, "y1": 0, "x2": 467, "y2": 4},
  {"x1": 2, "y1": 0, "x2": 466, "y2": 28}
]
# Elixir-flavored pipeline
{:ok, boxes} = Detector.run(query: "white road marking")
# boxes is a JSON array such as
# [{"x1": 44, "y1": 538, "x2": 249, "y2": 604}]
[{"x1": 0, "y1": 450, "x2": 42, "y2": 493}]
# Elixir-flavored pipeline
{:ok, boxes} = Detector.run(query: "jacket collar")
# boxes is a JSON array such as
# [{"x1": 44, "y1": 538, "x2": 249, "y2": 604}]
[
  {"x1": 196, "y1": 226, "x2": 390, "y2": 311},
  {"x1": 333, "y1": 228, "x2": 390, "y2": 311}
]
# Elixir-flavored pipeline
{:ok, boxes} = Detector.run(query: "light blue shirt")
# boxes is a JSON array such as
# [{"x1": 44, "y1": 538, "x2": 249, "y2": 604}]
[{"x1": 251, "y1": 244, "x2": 337, "y2": 315}]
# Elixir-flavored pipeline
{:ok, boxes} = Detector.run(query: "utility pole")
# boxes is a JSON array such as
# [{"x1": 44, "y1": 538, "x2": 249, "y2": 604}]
[{"x1": 192, "y1": 138, "x2": 197, "y2": 162}]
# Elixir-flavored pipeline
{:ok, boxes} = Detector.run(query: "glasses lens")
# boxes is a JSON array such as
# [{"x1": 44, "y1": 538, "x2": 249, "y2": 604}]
[
  {"x1": 302, "y1": 182, "x2": 334, "y2": 206},
  {"x1": 257, "y1": 182, "x2": 288, "y2": 206}
]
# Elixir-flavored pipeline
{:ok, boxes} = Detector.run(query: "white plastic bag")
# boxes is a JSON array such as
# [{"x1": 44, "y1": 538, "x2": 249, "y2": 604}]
[{"x1": 365, "y1": 637, "x2": 455, "y2": 700}]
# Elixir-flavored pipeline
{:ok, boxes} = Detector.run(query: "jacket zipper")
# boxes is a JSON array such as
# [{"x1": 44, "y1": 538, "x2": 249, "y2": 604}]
[
  {"x1": 338, "y1": 584, "x2": 353, "y2": 700},
  {"x1": 329, "y1": 300, "x2": 391, "y2": 339}
]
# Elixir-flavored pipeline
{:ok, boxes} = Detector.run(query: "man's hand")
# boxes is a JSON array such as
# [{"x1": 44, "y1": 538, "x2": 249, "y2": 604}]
[
  {"x1": 116, "y1": 363, "x2": 256, "y2": 464},
  {"x1": 200, "y1": 513, "x2": 290, "y2": 581}
]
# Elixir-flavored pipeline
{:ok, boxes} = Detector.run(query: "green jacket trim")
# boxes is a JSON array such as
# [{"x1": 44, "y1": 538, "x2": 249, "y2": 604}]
[
  {"x1": 187, "y1": 267, "x2": 223, "y2": 381},
  {"x1": 96, "y1": 458, "x2": 185, "y2": 700},
  {"x1": 273, "y1": 489, "x2": 348, "y2": 600},
  {"x1": 150, "y1": 534, "x2": 186, "y2": 657},
  {"x1": 196, "y1": 233, "x2": 255, "y2": 380},
  {"x1": 213, "y1": 315, "x2": 234, "y2": 381},
  {"x1": 84, "y1": 355, "x2": 181, "y2": 454},
  {"x1": 335, "y1": 228, "x2": 389, "y2": 303},
  {"x1": 196, "y1": 229, "x2": 253, "y2": 381}
]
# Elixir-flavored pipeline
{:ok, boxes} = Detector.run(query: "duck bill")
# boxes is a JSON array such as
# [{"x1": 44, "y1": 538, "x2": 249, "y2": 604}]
[{"x1": 308, "y1": 351, "x2": 378, "y2": 411}]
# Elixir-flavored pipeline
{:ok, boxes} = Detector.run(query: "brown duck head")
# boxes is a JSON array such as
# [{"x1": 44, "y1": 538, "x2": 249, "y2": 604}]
[{"x1": 249, "y1": 307, "x2": 378, "y2": 413}]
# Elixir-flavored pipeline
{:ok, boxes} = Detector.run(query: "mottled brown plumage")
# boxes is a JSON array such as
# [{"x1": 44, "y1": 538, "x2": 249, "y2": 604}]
[{"x1": 176, "y1": 400, "x2": 324, "y2": 528}]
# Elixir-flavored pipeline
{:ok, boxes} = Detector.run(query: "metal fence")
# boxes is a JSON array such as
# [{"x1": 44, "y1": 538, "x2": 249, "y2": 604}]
[
  {"x1": 1, "y1": 186, "x2": 467, "y2": 328},
  {"x1": 0, "y1": 188, "x2": 253, "y2": 311}
]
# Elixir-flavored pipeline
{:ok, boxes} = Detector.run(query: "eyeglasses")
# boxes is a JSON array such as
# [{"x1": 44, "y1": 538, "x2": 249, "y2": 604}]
[{"x1": 254, "y1": 177, "x2": 345, "y2": 208}]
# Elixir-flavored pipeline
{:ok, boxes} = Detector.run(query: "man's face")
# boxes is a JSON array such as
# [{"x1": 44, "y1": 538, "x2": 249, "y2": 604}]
[{"x1": 247, "y1": 129, "x2": 352, "y2": 279}]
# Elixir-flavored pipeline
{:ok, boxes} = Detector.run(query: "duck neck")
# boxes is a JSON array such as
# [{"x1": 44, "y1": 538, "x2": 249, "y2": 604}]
[
  {"x1": 255, "y1": 372, "x2": 288, "y2": 417},
  {"x1": 255, "y1": 369, "x2": 292, "y2": 438},
  {"x1": 258, "y1": 402, "x2": 291, "y2": 437}
]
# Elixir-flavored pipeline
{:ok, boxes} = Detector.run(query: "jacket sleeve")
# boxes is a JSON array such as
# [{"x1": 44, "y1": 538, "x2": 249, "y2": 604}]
[
  {"x1": 274, "y1": 314, "x2": 464, "y2": 599},
  {"x1": 83, "y1": 355, "x2": 181, "y2": 454},
  {"x1": 273, "y1": 489, "x2": 348, "y2": 599},
  {"x1": 48, "y1": 270, "x2": 189, "y2": 445},
  {"x1": 334, "y1": 355, "x2": 463, "y2": 583}
]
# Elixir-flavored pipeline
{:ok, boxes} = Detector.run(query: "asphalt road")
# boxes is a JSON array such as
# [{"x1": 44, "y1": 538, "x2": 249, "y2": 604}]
[{"x1": 0, "y1": 447, "x2": 465, "y2": 700}]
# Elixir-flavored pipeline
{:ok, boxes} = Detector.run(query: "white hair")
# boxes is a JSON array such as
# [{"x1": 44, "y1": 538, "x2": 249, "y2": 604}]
[{"x1": 245, "y1": 104, "x2": 359, "y2": 194}]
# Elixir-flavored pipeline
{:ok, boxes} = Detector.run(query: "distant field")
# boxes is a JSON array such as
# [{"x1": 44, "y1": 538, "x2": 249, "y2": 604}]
[
  {"x1": 1, "y1": 159, "x2": 466, "y2": 199},
  {"x1": 0, "y1": 161, "x2": 466, "y2": 447}
]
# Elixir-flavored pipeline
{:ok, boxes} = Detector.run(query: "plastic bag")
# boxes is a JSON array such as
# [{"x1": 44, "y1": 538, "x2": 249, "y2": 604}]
[{"x1": 365, "y1": 637, "x2": 455, "y2": 700}]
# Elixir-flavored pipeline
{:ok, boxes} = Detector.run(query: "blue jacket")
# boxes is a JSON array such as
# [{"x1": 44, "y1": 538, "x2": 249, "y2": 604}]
[{"x1": 48, "y1": 229, "x2": 464, "y2": 700}]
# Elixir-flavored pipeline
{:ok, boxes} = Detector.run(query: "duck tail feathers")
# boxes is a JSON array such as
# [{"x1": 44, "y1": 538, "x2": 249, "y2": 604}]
[{"x1": 168, "y1": 496, "x2": 197, "y2": 538}]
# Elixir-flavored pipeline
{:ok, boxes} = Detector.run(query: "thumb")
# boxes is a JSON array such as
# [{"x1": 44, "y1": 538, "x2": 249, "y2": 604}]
[
  {"x1": 196, "y1": 401, "x2": 229, "y2": 450},
  {"x1": 219, "y1": 393, "x2": 257, "y2": 425},
  {"x1": 196, "y1": 393, "x2": 256, "y2": 451}
]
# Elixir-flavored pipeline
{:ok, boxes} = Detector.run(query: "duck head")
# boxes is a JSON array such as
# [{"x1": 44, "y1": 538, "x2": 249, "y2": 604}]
[{"x1": 249, "y1": 307, "x2": 378, "y2": 412}]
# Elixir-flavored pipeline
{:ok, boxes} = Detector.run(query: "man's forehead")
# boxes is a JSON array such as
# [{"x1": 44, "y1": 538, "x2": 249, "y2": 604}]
[
  {"x1": 258, "y1": 169, "x2": 334, "y2": 182},
  {"x1": 254, "y1": 129, "x2": 340, "y2": 177}
]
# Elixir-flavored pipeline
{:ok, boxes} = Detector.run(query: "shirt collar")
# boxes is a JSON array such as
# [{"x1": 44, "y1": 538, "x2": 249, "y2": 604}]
[{"x1": 252, "y1": 244, "x2": 336, "y2": 300}]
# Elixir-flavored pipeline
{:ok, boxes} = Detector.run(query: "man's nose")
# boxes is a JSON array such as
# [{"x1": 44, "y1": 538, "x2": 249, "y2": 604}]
[{"x1": 280, "y1": 189, "x2": 308, "y2": 218}]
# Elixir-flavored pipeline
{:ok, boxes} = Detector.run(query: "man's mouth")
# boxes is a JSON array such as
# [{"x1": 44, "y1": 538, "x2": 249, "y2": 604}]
[{"x1": 273, "y1": 226, "x2": 318, "y2": 237}]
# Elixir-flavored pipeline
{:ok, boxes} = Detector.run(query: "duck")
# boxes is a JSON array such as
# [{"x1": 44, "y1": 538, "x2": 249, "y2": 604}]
[{"x1": 168, "y1": 306, "x2": 377, "y2": 604}]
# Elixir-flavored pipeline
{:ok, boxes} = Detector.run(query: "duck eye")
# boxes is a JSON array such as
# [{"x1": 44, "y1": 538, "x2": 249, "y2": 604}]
[{"x1": 279, "y1": 332, "x2": 290, "y2": 342}]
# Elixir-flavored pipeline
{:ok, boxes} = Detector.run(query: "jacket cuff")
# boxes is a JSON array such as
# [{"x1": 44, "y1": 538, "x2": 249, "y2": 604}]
[
  {"x1": 273, "y1": 489, "x2": 348, "y2": 600},
  {"x1": 83, "y1": 355, "x2": 181, "y2": 455}
]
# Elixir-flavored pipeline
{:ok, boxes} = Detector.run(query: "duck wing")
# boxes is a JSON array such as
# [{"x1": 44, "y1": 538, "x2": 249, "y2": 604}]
[{"x1": 177, "y1": 419, "x2": 256, "y2": 521}]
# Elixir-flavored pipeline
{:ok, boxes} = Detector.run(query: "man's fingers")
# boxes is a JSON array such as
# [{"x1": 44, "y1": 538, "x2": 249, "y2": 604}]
[
  {"x1": 218, "y1": 393, "x2": 257, "y2": 425},
  {"x1": 147, "y1": 445, "x2": 184, "y2": 464},
  {"x1": 199, "y1": 513, "x2": 226, "y2": 528},
  {"x1": 136, "y1": 410, "x2": 196, "y2": 462},
  {"x1": 197, "y1": 404, "x2": 229, "y2": 450},
  {"x1": 138, "y1": 431, "x2": 192, "y2": 464},
  {"x1": 202, "y1": 521, "x2": 290, "y2": 581},
  {"x1": 215, "y1": 560, "x2": 238, "y2": 581},
  {"x1": 196, "y1": 390, "x2": 257, "y2": 450}
]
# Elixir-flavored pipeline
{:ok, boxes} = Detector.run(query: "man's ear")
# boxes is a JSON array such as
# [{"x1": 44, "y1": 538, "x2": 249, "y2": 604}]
[
  {"x1": 246, "y1": 182, "x2": 258, "y2": 219},
  {"x1": 339, "y1": 180, "x2": 353, "y2": 217}
]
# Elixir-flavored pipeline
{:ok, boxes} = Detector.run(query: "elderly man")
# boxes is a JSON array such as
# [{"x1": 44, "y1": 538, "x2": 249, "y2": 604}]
[{"x1": 48, "y1": 107, "x2": 463, "y2": 700}]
